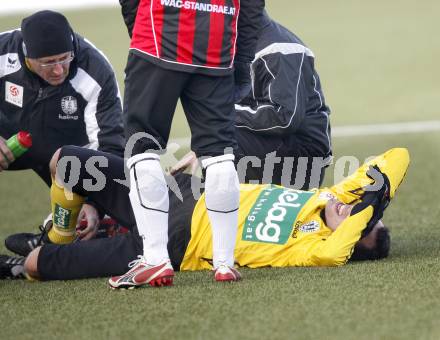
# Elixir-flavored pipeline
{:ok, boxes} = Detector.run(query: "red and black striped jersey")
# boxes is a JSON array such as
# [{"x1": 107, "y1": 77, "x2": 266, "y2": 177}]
[{"x1": 120, "y1": 0, "x2": 264, "y2": 75}]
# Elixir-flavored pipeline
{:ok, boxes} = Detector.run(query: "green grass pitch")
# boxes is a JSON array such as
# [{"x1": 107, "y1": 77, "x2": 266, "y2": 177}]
[{"x1": 1, "y1": 1, "x2": 440, "y2": 339}]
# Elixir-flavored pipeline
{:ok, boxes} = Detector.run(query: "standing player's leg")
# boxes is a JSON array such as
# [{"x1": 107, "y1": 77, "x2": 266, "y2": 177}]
[
  {"x1": 182, "y1": 73, "x2": 241, "y2": 282},
  {"x1": 111, "y1": 54, "x2": 188, "y2": 288}
]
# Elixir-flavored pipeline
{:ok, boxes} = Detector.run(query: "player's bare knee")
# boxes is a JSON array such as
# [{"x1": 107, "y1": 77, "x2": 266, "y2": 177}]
[
  {"x1": 24, "y1": 246, "x2": 41, "y2": 279},
  {"x1": 49, "y1": 148, "x2": 62, "y2": 177}
]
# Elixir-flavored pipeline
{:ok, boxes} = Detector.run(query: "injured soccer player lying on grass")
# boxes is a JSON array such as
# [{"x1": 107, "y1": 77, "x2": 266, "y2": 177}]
[{"x1": 0, "y1": 146, "x2": 410, "y2": 287}]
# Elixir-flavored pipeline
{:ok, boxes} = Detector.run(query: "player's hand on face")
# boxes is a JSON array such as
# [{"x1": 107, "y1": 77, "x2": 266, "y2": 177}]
[
  {"x1": 170, "y1": 151, "x2": 198, "y2": 175},
  {"x1": 350, "y1": 165, "x2": 391, "y2": 237},
  {"x1": 76, "y1": 203, "x2": 100, "y2": 241},
  {"x1": 0, "y1": 136, "x2": 15, "y2": 171}
]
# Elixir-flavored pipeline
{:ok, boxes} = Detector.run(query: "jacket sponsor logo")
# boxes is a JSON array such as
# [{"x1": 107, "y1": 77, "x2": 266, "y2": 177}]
[
  {"x1": 53, "y1": 204, "x2": 71, "y2": 229},
  {"x1": 160, "y1": 0, "x2": 236, "y2": 15},
  {"x1": 299, "y1": 220, "x2": 320, "y2": 233},
  {"x1": 59, "y1": 96, "x2": 79, "y2": 120},
  {"x1": 242, "y1": 186, "x2": 314, "y2": 245},
  {"x1": 5, "y1": 81, "x2": 23, "y2": 107}
]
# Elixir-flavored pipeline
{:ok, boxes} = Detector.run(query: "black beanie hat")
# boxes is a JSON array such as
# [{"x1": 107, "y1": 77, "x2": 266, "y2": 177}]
[{"x1": 21, "y1": 10, "x2": 74, "y2": 59}]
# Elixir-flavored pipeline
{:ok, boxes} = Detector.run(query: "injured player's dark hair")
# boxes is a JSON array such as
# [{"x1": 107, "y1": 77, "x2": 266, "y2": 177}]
[{"x1": 350, "y1": 226, "x2": 390, "y2": 261}]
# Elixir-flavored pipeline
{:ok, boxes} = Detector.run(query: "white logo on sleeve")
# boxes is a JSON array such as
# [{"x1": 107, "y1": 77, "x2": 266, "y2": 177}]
[{"x1": 5, "y1": 81, "x2": 23, "y2": 107}]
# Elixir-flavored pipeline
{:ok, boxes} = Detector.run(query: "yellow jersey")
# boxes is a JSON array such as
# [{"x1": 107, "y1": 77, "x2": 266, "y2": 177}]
[{"x1": 181, "y1": 148, "x2": 410, "y2": 270}]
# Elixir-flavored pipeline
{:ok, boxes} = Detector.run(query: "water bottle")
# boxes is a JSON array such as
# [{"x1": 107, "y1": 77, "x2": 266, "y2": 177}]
[{"x1": 5, "y1": 131, "x2": 32, "y2": 159}]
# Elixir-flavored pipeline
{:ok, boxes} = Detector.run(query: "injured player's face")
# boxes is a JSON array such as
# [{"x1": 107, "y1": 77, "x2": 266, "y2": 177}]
[
  {"x1": 324, "y1": 199, "x2": 386, "y2": 250},
  {"x1": 324, "y1": 198, "x2": 354, "y2": 231}
]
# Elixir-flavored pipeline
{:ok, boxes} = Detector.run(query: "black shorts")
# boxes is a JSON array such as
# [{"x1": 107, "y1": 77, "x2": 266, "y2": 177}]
[
  {"x1": 123, "y1": 53, "x2": 236, "y2": 157},
  {"x1": 38, "y1": 146, "x2": 197, "y2": 280}
]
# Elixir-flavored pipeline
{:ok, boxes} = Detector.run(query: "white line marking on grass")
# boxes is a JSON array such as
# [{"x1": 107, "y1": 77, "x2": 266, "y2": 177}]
[
  {"x1": 169, "y1": 120, "x2": 440, "y2": 146},
  {"x1": 332, "y1": 120, "x2": 440, "y2": 137}
]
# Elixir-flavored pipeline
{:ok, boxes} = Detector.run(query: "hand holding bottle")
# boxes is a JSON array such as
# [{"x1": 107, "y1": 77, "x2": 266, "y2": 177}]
[{"x1": 0, "y1": 132, "x2": 32, "y2": 171}]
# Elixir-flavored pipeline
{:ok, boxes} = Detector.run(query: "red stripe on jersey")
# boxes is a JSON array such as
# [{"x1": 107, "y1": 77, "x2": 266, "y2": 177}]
[
  {"x1": 176, "y1": 6, "x2": 197, "y2": 64},
  {"x1": 206, "y1": 0, "x2": 226, "y2": 67},
  {"x1": 152, "y1": 0, "x2": 165, "y2": 57},
  {"x1": 229, "y1": 0, "x2": 240, "y2": 65},
  {"x1": 130, "y1": 0, "x2": 156, "y2": 55}
]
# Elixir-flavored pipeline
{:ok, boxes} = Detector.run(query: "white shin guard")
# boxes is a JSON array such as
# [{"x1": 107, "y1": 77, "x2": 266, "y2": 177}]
[
  {"x1": 127, "y1": 153, "x2": 169, "y2": 265},
  {"x1": 202, "y1": 155, "x2": 240, "y2": 268}
]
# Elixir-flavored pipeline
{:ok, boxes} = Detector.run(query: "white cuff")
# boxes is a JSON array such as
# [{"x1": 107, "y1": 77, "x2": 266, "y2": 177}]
[
  {"x1": 201, "y1": 154, "x2": 235, "y2": 169},
  {"x1": 127, "y1": 153, "x2": 160, "y2": 169}
]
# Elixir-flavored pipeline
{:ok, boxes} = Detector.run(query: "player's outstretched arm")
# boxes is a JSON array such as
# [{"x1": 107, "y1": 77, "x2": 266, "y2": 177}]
[{"x1": 331, "y1": 148, "x2": 410, "y2": 203}]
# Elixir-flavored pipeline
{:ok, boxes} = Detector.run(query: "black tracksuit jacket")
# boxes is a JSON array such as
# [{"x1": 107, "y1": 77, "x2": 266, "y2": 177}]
[{"x1": 0, "y1": 30, "x2": 124, "y2": 182}]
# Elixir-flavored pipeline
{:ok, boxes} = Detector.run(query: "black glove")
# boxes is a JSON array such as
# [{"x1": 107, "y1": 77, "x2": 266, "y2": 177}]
[
  {"x1": 234, "y1": 61, "x2": 252, "y2": 102},
  {"x1": 350, "y1": 165, "x2": 391, "y2": 237}
]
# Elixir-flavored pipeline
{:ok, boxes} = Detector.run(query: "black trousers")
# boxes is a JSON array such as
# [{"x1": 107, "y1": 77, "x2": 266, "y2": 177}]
[
  {"x1": 38, "y1": 146, "x2": 197, "y2": 280},
  {"x1": 5, "y1": 155, "x2": 52, "y2": 186},
  {"x1": 124, "y1": 53, "x2": 237, "y2": 157},
  {"x1": 235, "y1": 129, "x2": 330, "y2": 190}
]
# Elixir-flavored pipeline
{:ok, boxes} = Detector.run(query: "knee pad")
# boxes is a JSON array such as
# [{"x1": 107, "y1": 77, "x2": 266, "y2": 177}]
[{"x1": 201, "y1": 155, "x2": 239, "y2": 212}]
